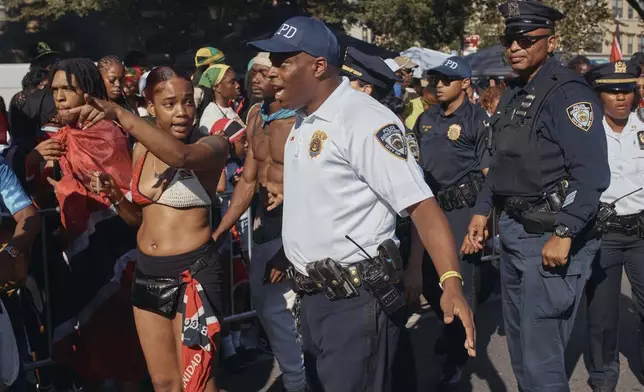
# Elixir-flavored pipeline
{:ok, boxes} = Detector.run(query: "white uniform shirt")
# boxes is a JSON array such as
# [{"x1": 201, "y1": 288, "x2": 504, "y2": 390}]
[
  {"x1": 283, "y1": 78, "x2": 433, "y2": 274},
  {"x1": 601, "y1": 111, "x2": 644, "y2": 215},
  {"x1": 198, "y1": 103, "x2": 241, "y2": 136}
]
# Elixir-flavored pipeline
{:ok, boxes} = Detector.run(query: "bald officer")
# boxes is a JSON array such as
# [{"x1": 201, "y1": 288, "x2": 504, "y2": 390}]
[
  {"x1": 584, "y1": 61, "x2": 644, "y2": 392},
  {"x1": 462, "y1": 2, "x2": 609, "y2": 391},
  {"x1": 250, "y1": 17, "x2": 475, "y2": 392}
]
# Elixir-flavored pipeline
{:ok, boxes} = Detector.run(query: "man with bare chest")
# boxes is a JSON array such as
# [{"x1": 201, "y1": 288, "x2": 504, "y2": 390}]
[{"x1": 213, "y1": 52, "x2": 306, "y2": 392}]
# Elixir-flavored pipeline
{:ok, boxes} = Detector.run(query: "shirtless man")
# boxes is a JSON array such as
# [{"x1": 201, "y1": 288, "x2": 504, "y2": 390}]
[{"x1": 212, "y1": 53, "x2": 306, "y2": 392}]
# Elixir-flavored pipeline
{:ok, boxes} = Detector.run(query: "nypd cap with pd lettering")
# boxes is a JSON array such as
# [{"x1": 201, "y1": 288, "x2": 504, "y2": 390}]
[
  {"x1": 249, "y1": 16, "x2": 341, "y2": 66},
  {"x1": 427, "y1": 56, "x2": 472, "y2": 79}
]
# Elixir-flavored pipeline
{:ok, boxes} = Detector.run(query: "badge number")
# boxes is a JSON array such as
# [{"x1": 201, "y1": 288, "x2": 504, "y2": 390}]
[
  {"x1": 566, "y1": 102, "x2": 594, "y2": 132},
  {"x1": 375, "y1": 124, "x2": 407, "y2": 160}
]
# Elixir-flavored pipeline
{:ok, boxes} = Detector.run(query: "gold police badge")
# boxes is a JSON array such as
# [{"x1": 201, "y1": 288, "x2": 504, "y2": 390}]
[
  {"x1": 447, "y1": 124, "x2": 461, "y2": 141},
  {"x1": 615, "y1": 61, "x2": 627, "y2": 74},
  {"x1": 309, "y1": 130, "x2": 328, "y2": 158}
]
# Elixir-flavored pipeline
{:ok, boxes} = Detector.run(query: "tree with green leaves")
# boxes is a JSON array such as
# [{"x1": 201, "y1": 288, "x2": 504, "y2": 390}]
[{"x1": 467, "y1": 0, "x2": 612, "y2": 53}]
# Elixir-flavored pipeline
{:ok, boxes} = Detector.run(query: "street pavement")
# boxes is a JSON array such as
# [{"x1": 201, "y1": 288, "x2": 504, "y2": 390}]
[{"x1": 219, "y1": 272, "x2": 644, "y2": 392}]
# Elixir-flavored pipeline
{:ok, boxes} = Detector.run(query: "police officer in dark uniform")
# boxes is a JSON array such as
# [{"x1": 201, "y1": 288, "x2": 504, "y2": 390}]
[
  {"x1": 583, "y1": 61, "x2": 644, "y2": 392},
  {"x1": 413, "y1": 56, "x2": 489, "y2": 389},
  {"x1": 462, "y1": 1, "x2": 610, "y2": 391}
]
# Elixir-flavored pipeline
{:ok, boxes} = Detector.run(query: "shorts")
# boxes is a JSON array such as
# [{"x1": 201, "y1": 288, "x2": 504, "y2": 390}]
[{"x1": 136, "y1": 240, "x2": 231, "y2": 318}]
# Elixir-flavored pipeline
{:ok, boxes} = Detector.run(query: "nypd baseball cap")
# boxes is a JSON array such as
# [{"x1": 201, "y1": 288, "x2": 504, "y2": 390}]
[
  {"x1": 428, "y1": 56, "x2": 472, "y2": 79},
  {"x1": 248, "y1": 16, "x2": 341, "y2": 66}
]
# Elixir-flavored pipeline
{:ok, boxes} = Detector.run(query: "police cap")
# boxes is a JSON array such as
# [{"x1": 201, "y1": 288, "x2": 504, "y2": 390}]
[
  {"x1": 585, "y1": 60, "x2": 640, "y2": 92},
  {"x1": 342, "y1": 47, "x2": 402, "y2": 89},
  {"x1": 498, "y1": 0, "x2": 565, "y2": 35}
]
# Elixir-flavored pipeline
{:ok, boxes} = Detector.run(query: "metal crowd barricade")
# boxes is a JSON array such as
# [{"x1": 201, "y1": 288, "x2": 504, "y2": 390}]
[{"x1": 9, "y1": 194, "x2": 258, "y2": 373}]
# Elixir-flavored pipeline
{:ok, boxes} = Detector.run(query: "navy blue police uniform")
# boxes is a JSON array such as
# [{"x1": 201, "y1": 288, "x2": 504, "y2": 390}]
[
  {"x1": 472, "y1": 2, "x2": 610, "y2": 391},
  {"x1": 413, "y1": 57, "x2": 490, "y2": 387},
  {"x1": 583, "y1": 61, "x2": 644, "y2": 392}
]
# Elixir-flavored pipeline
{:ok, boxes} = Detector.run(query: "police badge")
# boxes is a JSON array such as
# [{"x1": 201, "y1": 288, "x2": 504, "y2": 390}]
[
  {"x1": 508, "y1": 1, "x2": 520, "y2": 17},
  {"x1": 615, "y1": 61, "x2": 627, "y2": 74},
  {"x1": 309, "y1": 130, "x2": 328, "y2": 158},
  {"x1": 638, "y1": 131, "x2": 644, "y2": 150},
  {"x1": 406, "y1": 133, "x2": 420, "y2": 163},
  {"x1": 447, "y1": 124, "x2": 461, "y2": 141},
  {"x1": 566, "y1": 102, "x2": 594, "y2": 132},
  {"x1": 375, "y1": 124, "x2": 407, "y2": 160}
]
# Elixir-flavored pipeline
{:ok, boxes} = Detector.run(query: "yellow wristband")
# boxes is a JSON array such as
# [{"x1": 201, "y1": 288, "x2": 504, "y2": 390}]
[{"x1": 439, "y1": 271, "x2": 463, "y2": 290}]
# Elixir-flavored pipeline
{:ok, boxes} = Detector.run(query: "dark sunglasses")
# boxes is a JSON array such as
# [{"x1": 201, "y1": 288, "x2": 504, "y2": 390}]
[
  {"x1": 500, "y1": 34, "x2": 551, "y2": 49},
  {"x1": 427, "y1": 75, "x2": 463, "y2": 87}
]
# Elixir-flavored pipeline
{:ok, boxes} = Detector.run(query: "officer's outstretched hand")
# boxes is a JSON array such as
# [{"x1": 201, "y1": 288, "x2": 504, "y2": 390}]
[
  {"x1": 461, "y1": 214, "x2": 488, "y2": 254},
  {"x1": 541, "y1": 235, "x2": 572, "y2": 268},
  {"x1": 440, "y1": 279, "x2": 476, "y2": 357}
]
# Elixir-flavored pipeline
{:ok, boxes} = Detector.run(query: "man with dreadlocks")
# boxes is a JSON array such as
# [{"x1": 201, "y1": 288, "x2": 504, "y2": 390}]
[{"x1": 29, "y1": 58, "x2": 146, "y2": 389}]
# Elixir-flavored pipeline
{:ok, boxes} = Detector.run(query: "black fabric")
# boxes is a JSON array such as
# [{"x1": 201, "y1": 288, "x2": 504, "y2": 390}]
[
  {"x1": 136, "y1": 239, "x2": 230, "y2": 318},
  {"x1": 487, "y1": 58, "x2": 581, "y2": 197},
  {"x1": 585, "y1": 232, "x2": 644, "y2": 390},
  {"x1": 300, "y1": 287, "x2": 405, "y2": 392}
]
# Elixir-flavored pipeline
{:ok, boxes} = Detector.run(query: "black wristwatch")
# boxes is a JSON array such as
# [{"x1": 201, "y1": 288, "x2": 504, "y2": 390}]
[{"x1": 554, "y1": 224, "x2": 573, "y2": 239}]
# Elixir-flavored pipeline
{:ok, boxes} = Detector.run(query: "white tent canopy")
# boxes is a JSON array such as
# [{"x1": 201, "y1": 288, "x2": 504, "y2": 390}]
[{"x1": 399, "y1": 47, "x2": 450, "y2": 78}]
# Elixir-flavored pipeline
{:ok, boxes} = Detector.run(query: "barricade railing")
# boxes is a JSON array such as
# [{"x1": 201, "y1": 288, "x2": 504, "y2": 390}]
[{"x1": 8, "y1": 199, "x2": 502, "y2": 374}]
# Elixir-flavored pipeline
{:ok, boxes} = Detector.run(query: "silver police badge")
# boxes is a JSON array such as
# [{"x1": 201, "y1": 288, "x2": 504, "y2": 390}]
[
  {"x1": 566, "y1": 102, "x2": 594, "y2": 132},
  {"x1": 406, "y1": 133, "x2": 420, "y2": 163},
  {"x1": 375, "y1": 124, "x2": 407, "y2": 160}
]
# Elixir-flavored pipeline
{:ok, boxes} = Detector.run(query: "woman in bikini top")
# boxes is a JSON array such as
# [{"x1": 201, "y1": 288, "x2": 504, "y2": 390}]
[{"x1": 82, "y1": 66, "x2": 229, "y2": 392}]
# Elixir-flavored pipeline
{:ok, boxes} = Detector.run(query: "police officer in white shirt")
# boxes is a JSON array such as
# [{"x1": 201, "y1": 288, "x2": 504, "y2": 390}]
[
  {"x1": 584, "y1": 60, "x2": 644, "y2": 392},
  {"x1": 249, "y1": 16, "x2": 475, "y2": 392}
]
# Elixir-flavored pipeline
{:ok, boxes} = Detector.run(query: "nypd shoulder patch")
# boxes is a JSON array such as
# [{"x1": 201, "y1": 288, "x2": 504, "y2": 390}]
[
  {"x1": 566, "y1": 102, "x2": 594, "y2": 132},
  {"x1": 375, "y1": 124, "x2": 407, "y2": 160}
]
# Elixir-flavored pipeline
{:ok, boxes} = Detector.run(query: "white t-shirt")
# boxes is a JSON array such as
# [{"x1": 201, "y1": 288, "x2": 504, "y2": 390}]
[
  {"x1": 198, "y1": 103, "x2": 241, "y2": 136},
  {"x1": 282, "y1": 78, "x2": 433, "y2": 274}
]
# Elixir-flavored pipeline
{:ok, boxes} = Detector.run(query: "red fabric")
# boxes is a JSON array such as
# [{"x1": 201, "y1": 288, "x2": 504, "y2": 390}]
[
  {"x1": 610, "y1": 25, "x2": 622, "y2": 62},
  {"x1": 131, "y1": 153, "x2": 153, "y2": 206},
  {"x1": 51, "y1": 120, "x2": 132, "y2": 236},
  {"x1": 52, "y1": 263, "x2": 147, "y2": 381},
  {"x1": 0, "y1": 111, "x2": 8, "y2": 145},
  {"x1": 180, "y1": 274, "x2": 220, "y2": 392}
]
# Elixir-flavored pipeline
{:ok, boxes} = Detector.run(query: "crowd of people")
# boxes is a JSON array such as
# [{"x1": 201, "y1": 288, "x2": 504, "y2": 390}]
[{"x1": 0, "y1": 1, "x2": 644, "y2": 392}]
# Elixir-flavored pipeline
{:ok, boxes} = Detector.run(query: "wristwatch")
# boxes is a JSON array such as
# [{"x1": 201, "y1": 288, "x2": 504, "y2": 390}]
[
  {"x1": 554, "y1": 224, "x2": 573, "y2": 239},
  {"x1": 3, "y1": 246, "x2": 21, "y2": 258}
]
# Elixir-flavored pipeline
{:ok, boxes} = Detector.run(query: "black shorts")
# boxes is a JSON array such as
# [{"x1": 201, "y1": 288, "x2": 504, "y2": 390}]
[{"x1": 136, "y1": 240, "x2": 230, "y2": 318}]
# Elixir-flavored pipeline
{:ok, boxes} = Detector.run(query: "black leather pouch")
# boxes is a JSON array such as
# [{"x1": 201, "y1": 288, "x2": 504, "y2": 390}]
[{"x1": 131, "y1": 268, "x2": 182, "y2": 319}]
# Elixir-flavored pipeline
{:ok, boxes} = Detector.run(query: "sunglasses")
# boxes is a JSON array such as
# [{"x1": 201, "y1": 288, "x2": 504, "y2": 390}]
[
  {"x1": 500, "y1": 34, "x2": 551, "y2": 49},
  {"x1": 427, "y1": 75, "x2": 463, "y2": 87}
]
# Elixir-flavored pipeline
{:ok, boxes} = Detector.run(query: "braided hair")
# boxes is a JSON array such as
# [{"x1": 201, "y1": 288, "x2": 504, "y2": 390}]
[
  {"x1": 97, "y1": 55, "x2": 123, "y2": 73},
  {"x1": 48, "y1": 58, "x2": 108, "y2": 100}
]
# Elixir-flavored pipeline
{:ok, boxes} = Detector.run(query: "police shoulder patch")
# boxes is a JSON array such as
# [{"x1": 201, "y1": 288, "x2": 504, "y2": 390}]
[
  {"x1": 374, "y1": 123, "x2": 407, "y2": 160},
  {"x1": 566, "y1": 102, "x2": 594, "y2": 132},
  {"x1": 406, "y1": 132, "x2": 420, "y2": 163}
]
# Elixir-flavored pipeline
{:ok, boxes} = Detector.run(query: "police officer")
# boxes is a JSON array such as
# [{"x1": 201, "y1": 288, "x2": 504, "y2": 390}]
[
  {"x1": 414, "y1": 56, "x2": 489, "y2": 389},
  {"x1": 250, "y1": 16, "x2": 475, "y2": 392},
  {"x1": 584, "y1": 61, "x2": 644, "y2": 392},
  {"x1": 461, "y1": 2, "x2": 610, "y2": 391}
]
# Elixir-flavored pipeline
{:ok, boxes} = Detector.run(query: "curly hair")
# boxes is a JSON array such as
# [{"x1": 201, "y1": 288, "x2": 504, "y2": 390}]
[{"x1": 48, "y1": 58, "x2": 107, "y2": 100}]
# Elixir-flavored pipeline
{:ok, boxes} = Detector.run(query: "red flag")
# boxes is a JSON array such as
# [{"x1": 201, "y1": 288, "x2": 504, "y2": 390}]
[{"x1": 610, "y1": 24, "x2": 623, "y2": 62}]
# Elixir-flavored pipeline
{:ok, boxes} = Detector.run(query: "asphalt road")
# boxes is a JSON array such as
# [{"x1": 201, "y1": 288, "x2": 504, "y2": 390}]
[{"x1": 219, "y1": 272, "x2": 644, "y2": 392}]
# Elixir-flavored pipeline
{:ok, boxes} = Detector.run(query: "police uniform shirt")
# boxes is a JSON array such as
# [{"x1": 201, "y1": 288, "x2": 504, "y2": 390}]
[
  {"x1": 601, "y1": 111, "x2": 644, "y2": 215},
  {"x1": 413, "y1": 99, "x2": 490, "y2": 190},
  {"x1": 475, "y1": 57, "x2": 610, "y2": 235},
  {"x1": 283, "y1": 78, "x2": 433, "y2": 274}
]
